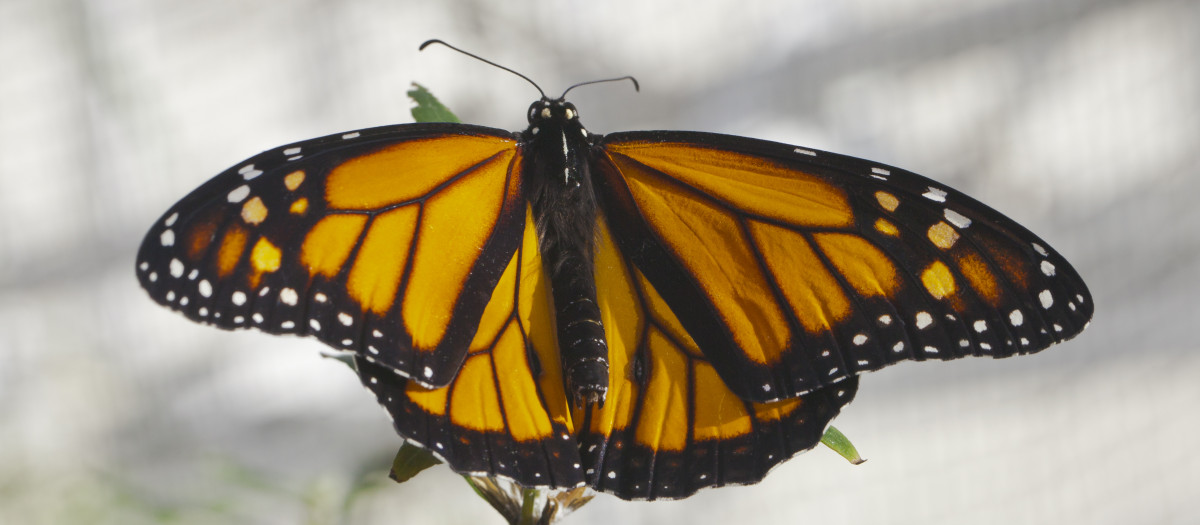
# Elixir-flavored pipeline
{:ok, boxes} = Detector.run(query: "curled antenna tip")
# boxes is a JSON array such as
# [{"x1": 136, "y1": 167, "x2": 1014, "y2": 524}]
[
  {"x1": 560, "y1": 75, "x2": 641, "y2": 99},
  {"x1": 419, "y1": 39, "x2": 447, "y2": 51}
]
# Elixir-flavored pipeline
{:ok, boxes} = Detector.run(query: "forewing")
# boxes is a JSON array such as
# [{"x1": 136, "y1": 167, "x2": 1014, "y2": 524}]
[
  {"x1": 592, "y1": 131, "x2": 1093, "y2": 402},
  {"x1": 136, "y1": 124, "x2": 526, "y2": 387}
]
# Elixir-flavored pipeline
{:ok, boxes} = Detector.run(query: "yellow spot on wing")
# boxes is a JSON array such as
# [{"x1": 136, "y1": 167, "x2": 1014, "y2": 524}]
[
  {"x1": 290, "y1": 198, "x2": 308, "y2": 215},
  {"x1": 241, "y1": 196, "x2": 268, "y2": 225},
  {"x1": 928, "y1": 221, "x2": 959, "y2": 250},
  {"x1": 921, "y1": 260, "x2": 956, "y2": 299},
  {"x1": 607, "y1": 144, "x2": 853, "y2": 228},
  {"x1": 875, "y1": 191, "x2": 900, "y2": 212},
  {"x1": 249, "y1": 237, "x2": 281, "y2": 288},
  {"x1": 302, "y1": 214, "x2": 367, "y2": 278},
  {"x1": 284, "y1": 170, "x2": 305, "y2": 191},
  {"x1": 347, "y1": 206, "x2": 418, "y2": 314},
  {"x1": 325, "y1": 136, "x2": 515, "y2": 210},
  {"x1": 874, "y1": 218, "x2": 899, "y2": 236},
  {"x1": 216, "y1": 225, "x2": 247, "y2": 277},
  {"x1": 251, "y1": 238, "x2": 281, "y2": 273}
]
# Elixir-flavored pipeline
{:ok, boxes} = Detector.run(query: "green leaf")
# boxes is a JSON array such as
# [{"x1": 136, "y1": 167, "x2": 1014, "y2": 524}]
[
  {"x1": 821, "y1": 425, "x2": 866, "y2": 465},
  {"x1": 389, "y1": 441, "x2": 442, "y2": 483},
  {"x1": 408, "y1": 83, "x2": 461, "y2": 124}
]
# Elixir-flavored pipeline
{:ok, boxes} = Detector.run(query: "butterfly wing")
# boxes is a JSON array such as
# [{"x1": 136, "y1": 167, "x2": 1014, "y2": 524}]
[
  {"x1": 355, "y1": 206, "x2": 587, "y2": 488},
  {"x1": 135, "y1": 124, "x2": 527, "y2": 387},
  {"x1": 591, "y1": 131, "x2": 1093, "y2": 403},
  {"x1": 577, "y1": 216, "x2": 858, "y2": 500}
]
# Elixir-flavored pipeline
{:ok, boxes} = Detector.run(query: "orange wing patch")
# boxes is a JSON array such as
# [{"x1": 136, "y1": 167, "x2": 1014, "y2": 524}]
[
  {"x1": 325, "y1": 136, "x2": 513, "y2": 210},
  {"x1": 956, "y1": 250, "x2": 1002, "y2": 306},
  {"x1": 813, "y1": 233, "x2": 899, "y2": 298},
  {"x1": 748, "y1": 220, "x2": 852, "y2": 334},
  {"x1": 301, "y1": 214, "x2": 367, "y2": 278},
  {"x1": 606, "y1": 142, "x2": 853, "y2": 228},
  {"x1": 347, "y1": 206, "x2": 419, "y2": 314},
  {"x1": 215, "y1": 224, "x2": 248, "y2": 278},
  {"x1": 186, "y1": 218, "x2": 219, "y2": 260}
]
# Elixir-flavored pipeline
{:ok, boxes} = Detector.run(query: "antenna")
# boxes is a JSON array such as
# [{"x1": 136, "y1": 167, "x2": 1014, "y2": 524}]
[
  {"x1": 560, "y1": 76, "x2": 640, "y2": 99},
  {"x1": 419, "y1": 39, "x2": 546, "y2": 99}
]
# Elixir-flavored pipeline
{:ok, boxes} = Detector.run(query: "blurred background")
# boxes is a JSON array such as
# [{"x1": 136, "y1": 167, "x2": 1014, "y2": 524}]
[{"x1": 2, "y1": 0, "x2": 1197, "y2": 523}]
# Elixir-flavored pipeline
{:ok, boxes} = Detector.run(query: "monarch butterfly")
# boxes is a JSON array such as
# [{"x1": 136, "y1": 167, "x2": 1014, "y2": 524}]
[{"x1": 136, "y1": 40, "x2": 1092, "y2": 501}]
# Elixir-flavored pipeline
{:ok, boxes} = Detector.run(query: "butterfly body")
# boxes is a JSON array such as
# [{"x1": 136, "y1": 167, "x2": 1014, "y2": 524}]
[
  {"x1": 137, "y1": 90, "x2": 1092, "y2": 500},
  {"x1": 523, "y1": 98, "x2": 609, "y2": 407}
]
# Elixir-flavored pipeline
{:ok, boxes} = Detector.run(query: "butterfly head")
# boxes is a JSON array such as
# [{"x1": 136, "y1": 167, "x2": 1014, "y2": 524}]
[{"x1": 528, "y1": 98, "x2": 581, "y2": 124}]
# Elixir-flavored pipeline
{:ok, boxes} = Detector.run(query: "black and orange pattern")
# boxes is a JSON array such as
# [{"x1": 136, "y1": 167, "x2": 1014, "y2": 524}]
[
  {"x1": 593, "y1": 132, "x2": 1092, "y2": 403},
  {"x1": 137, "y1": 95, "x2": 1091, "y2": 501},
  {"x1": 138, "y1": 126, "x2": 528, "y2": 388}
]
